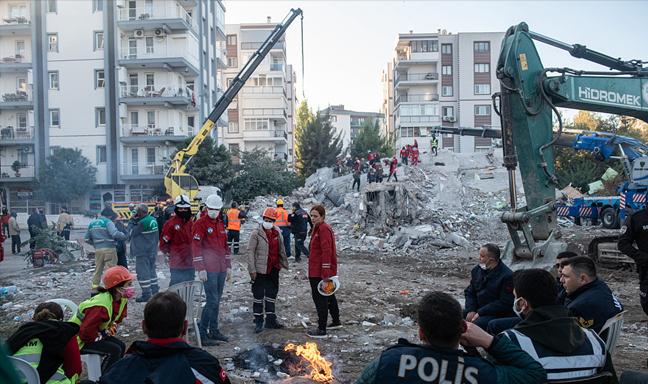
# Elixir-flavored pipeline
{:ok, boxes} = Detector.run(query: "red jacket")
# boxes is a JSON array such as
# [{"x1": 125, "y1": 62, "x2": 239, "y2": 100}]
[
  {"x1": 160, "y1": 215, "x2": 193, "y2": 269},
  {"x1": 192, "y1": 214, "x2": 230, "y2": 273},
  {"x1": 308, "y1": 222, "x2": 337, "y2": 279}
]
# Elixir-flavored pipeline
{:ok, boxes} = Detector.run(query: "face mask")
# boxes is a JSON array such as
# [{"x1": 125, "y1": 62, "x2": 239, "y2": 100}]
[
  {"x1": 207, "y1": 209, "x2": 219, "y2": 219},
  {"x1": 513, "y1": 297, "x2": 525, "y2": 318},
  {"x1": 262, "y1": 221, "x2": 273, "y2": 230},
  {"x1": 479, "y1": 263, "x2": 488, "y2": 270},
  {"x1": 121, "y1": 286, "x2": 136, "y2": 299},
  {"x1": 176, "y1": 209, "x2": 192, "y2": 219}
]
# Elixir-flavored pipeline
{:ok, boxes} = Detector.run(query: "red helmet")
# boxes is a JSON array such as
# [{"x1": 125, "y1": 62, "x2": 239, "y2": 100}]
[
  {"x1": 262, "y1": 207, "x2": 277, "y2": 220},
  {"x1": 103, "y1": 266, "x2": 135, "y2": 289}
]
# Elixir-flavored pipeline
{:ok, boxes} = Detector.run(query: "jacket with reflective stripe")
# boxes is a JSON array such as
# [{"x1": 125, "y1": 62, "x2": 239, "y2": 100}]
[
  {"x1": 70, "y1": 292, "x2": 127, "y2": 348},
  {"x1": 275, "y1": 207, "x2": 290, "y2": 227},
  {"x1": 226, "y1": 209, "x2": 241, "y2": 231},
  {"x1": 13, "y1": 338, "x2": 72, "y2": 384}
]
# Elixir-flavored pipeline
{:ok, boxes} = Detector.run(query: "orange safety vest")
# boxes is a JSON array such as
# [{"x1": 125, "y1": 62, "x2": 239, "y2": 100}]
[
  {"x1": 275, "y1": 207, "x2": 290, "y2": 227},
  {"x1": 226, "y1": 208, "x2": 241, "y2": 231}
]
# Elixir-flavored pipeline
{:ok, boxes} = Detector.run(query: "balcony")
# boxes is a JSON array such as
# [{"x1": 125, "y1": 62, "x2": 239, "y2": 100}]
[
  {"x1": 395, "y1": 72, "x2": 439, "y2": 89},
  {"x1": 240, "y1": 41, "x2": 285, "y2": 51},
  {"x1": 120, "y1": 162, "x2": 166, "y2": 181},
  {"x1": 270, "y1": 63, "x2": 284, "y2": 72},
  {"x1": 394, "y1": 54, "x2": 439, "y2": 69},
  {"x1": 120, "y1": 124, "x2": 188, "y2": 144},
  {"x1": 241, "y1": 86, "x2": 286, "y2": 97},
  {"x1": 242, "y1": 108, "x2": 287, "y2": 120},
  {"x1": 396, "y1": 94, "x2": 439, "y2": 104},
  {"x1": 117, "y1": 5, "x2": 195, "y2": 34},
  {"x1": 119, "y1": 85, "x2": 194, "y2": 106},
  {"x1": 0, "y1": 164, "x2": 35, "y2": 182},
  {"x1": 0, "y1": 55, "x2": 31, "y2": 72},
  {"x1": 274, "y1": 152, "x2": 288, "y2": 161},
  {"x1": 0, "y1": 17, "x2": 31, "y2": 36},
  {"x1": 119, "y1": 39, "x2": 199, "y2": 76},
  {"x1": 398, "y1": 114, "x2": 441, "y2": 127},
  {"x1": 244, "y1": 129, "x2": 288, "y2": 142},
  {"x1": 0, "y1": 126, "x2": 34, "y2": 145},
  {"x1": 0, "y1": 90, "x2": 33, "y2": 109}
]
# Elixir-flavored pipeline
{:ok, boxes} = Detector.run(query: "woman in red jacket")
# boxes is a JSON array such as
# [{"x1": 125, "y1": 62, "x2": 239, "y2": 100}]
[{"x1": 307, "y1": 204, "x2": 341, "y2": 338}]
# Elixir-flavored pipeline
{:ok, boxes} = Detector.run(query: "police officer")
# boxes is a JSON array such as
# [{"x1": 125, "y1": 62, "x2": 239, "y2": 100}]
[
  {"x1": 618, "y1": 208, "x2": 648, "y2": 316},
  {"x1": 288, "y1": 202, "x2": 312, "y2": 262}
]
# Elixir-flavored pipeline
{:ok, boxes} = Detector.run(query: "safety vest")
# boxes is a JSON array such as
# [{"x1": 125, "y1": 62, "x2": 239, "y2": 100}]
[
  {"x1": 70, "y1": 292, "x2": 127, "y2": 348},
  {"x1": 227, "y1": 208, "x2": 241, "y2": 231},
  {"x1": 13, "y1": 338, "x2": 73, "y2": 384},
  {"x1": 275, "y1": 207, "x2": 290, "y2": 227}
]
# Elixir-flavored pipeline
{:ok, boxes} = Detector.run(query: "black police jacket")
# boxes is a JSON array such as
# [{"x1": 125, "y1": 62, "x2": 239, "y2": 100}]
[
  {"x1": 464, "y1": 261, "x2": 515, "y2": 317},
  {"x1": 618, "y1": 208, "x2": 648, "y2": 286},
  {"x1": 564, "y1": 278, "x2": 623, "y2": 333}
]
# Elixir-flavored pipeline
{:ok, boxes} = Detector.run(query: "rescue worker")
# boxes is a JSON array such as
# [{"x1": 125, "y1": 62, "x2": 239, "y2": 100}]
[
  {"x1": 618, "y1": 208, "x2": 648, "y2": 316},
  {"x1": 130, "y1": 204, "x2": 160, "y2": 302},
  {"x1": 352, "y1": 167, "x2": 361, "y2": 191},
  {"x1": 247, "y1": 207, "x2": 289, "y2": 333},
  {"x1": 430, "y1": 134, "x2": 439, "y2": 156},
  {"x1": 503, "y1": 269, "x2": 616, "y2": 382},
  {"x1": 7, "y1": 302, "x2": 81, "y2": 384},
  {"x1": 98, "y1": 292, "x2": 231, "y2": 384},
  {"x1": 387, "y1": 156, "x2": 398, "y2": 182},
  {"x1": 226, "y1": 201, "x2": 243, "y2": 255},
  {"x1": 1, "y1": 208, "x2": 10, "y2": 237},
  {"x1": 275, "y1": 199, "x2": 292, "y2": 260},
  {"x1": 399, "y1": 146, "x2": 408, "y2": 166},
  {"x1": 56, "y1": 206, "x2": 74, "y2": 240},
  {"x1": 192, "y1": 194, "x2": 230, "y2": 345},
  {"x1": 289, "y1": 202, "x2": 312, "y2": 262},
  {"x1": 8, "y1": 212, "x2": 20, "y2": 254},
  {"x1": 354, "y1": 292, "x2": 546, "y2": 384},
  {"x1": 85, "y1": 211, "x2": 127, "y2": 289},
  {"x1": 100, "y1": 201, "x2": 118, "y2": 221},
  {"x1": 160, "y1": 195, "x2": 195, "y2": 286},
  {"x1": 70, "y1": 266, "x2": 135, "y2": 373}
]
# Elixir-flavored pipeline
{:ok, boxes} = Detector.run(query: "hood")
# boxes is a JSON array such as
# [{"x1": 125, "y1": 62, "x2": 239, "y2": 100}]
[{"x1": 515, "y1": 305, "x2": 585, "y2": 353}]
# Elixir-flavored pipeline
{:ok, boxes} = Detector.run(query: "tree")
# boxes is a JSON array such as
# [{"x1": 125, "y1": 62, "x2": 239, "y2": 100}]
[
  {"x1": 294, "y1": 100, "x2": 315, "y2": 160},
  {"x1": 350, "y1": 118, "x2": 392, "y2": 158},
  {"x1": 39, "y1": 147, "x2": 96, "y2": 204},
  {"x1": 295, "y1": 111, "x2": 343, "y2": 178},
  {"x1": 230, "y1": 148, "x2": 300, "y2": 202},
  {"x1": 175, "y1": 135, "x2": 234, "y2": 193}
]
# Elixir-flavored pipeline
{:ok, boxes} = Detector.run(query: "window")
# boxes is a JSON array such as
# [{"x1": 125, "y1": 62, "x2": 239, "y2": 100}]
[
  {"x1": 48, "y1": 71, "x2": 59, "y2": 90},
  {"x1": 9, "y1": 5, "x2": 27, "y2": 19},
  {"x1": 94, "y1": 31, "x2": 104, "y2": 50},
  {"x1": 147, "y1": 111, "x2": 155, "y2": 128},
  {"x1": 15, "y1": 40, "x2": 25, "y2": 57},
  {"x1": 50, "y1": 109, "x2": 60, "y2": 127},
  {"x1": 96, "y1": 146, "x2": 107, "y2": 164},
  {"x1": 228, "y1": 143, "x2": 239, "y2": 154},
  {"x1": 145, "y1": 73, "x2": 154, "y2": 88},
  {"x1": 441, "y1": 44, "x2": 452, "y2": 55},
  {"x1": 474, "y1": 63, "x2": 490, "y2": 73},
  {"x1": 129, "y1": 73, "x2": 138, "y2": 95},
  {"x1": 144, "y1": 0, "x2": 153, "y2": 15},
  {"x1": 227, "y1": 57, "x2": 237, "y2": 68},
  {"x1": 146, "y1": 147, "x2": 156, "y2": 164},
  {"x1": 131, "y1": 148, "x2": 139, "y2": 174},
  {"x1": 47, "y1": 0, "x2": 57, "y2": 13},
  {"x1": 474, "y1": 41, "x2": 490, "y2": 53},
  {"x1": 17, "y1": 112, "x2": 27, "y2": 129},
  {"x1": 474, "y1": 84, "x2": 491, "y2": 95},
  {"x1": 96, "y1": 107, "x2": 106, "y2": 126},
  {"x1": 475, "y1": 105, "x2": 491, "y2": 116},
  {"x1": 130, "y1": 111, "x2": 139, "y2": 128},
  {"x1": 411, "y1": 40, "x2": 438, "y2": 53},
  {"x1": 145, "y1": 37, "x2": 154, "y2": 54},
  {"x1": 187, "y1": 116, "x2": 195, "y2": 135},
  {"x1": 128, "y1": 39, "x2": 137, "y2": 58},
  {"x1": 17, "y1": 78, "x2": 26, "y2": 92},
  {"x1": 442, "y1": 106, "x2": 455, "y2": 118},
  {"x1": 48, "y1": 34, "x2": 59, "y2": 52},
  {"x1": 441, "y1": 65, "x2": 452, "y2": 76},
  {"x1": 92, "y1": 0, "x2": 104, "y2": 12},
  {"x1": 95, "y1": 70, "x2": 105, "y2": 88},
  {"x1": 226, "y1": 34, "x2": 237, "y2": 45},
  {"x1": 244, "y1": 118, "x2": 269, "y2": 131},
  {"x1": 442, "y1": 86, "x2": 453, "y2": 97},
  {"x1": 228, "y1": 122, "x2": 239, "y2": 133}
]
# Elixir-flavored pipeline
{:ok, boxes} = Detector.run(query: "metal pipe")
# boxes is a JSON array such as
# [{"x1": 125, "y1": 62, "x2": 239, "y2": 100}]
[{"x1": 508, "y1": 169, "x2": 517, "y2": 211}]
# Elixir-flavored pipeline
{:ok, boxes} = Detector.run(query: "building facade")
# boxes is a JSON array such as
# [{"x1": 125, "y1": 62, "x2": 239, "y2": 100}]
[
  {"x1": 219, "y1": 21, "x2": 296, "y2": 167},
  {"x1": 0, "y1": 0, "x2": 226, "y2": 213},
  {"x1": 321, "y1": 105, "x2": 384, "y2": 152},
  {"x1": 383, "y1": 30, "x2": 504, "y2": 155}
]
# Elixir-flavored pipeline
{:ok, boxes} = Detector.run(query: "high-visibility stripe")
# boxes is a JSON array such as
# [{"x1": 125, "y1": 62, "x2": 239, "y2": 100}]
[{"x1": 191, "y1": 367, "x2": 216, "y2": 384}]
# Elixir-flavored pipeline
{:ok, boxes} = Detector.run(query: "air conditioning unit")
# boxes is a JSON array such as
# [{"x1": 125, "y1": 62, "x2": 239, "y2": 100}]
[
  {"x1": 442, "y1": 116, "x2": 456, "y2": 122},
  {"x1": 22, "y1": 145, "x2": 33, "y2": 153},
  {"x1": 154, "y1": 28, "x2": 166, "y2": 37},
  {"x1": 134, "y1": 29, "x2": 145, "y2": 38}
]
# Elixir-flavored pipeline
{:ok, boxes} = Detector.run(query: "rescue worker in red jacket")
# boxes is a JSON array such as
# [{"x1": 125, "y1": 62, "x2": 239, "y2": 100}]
[
  {"x1": 192, "y1": 194, "x2": 230, "y2": 346},
  {"x1": 160, "y1": 194, "x2": 194, "y2": 287},
  {"x1": 307, "y1": 204, "x2": 341, "y2": 338}
]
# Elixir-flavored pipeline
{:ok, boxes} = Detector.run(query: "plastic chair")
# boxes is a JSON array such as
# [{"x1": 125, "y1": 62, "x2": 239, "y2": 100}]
[
  {"x1": 80, "y1": 354, "x2": 102, "y2": 381},
  {"x1": 167, "y1": 280, "x2": 203, "y2": 348},
  {"x1": 9, "y1": 356, "x2": 40, "y2": 384},
  {"x1": 549, "y1": 371, "x2": 612, "y2": 384},
  {"x1": 46, "y1": 298, "x2": 78, "y2": 320},
  {"x1": 598, "y1": 310, "x2": 626, "y2": 356}
]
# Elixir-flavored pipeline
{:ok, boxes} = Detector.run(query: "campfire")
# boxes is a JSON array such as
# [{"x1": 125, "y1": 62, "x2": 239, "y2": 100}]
[{"x1": 284, "y1": 342, "x2": 334, "y2": 382}]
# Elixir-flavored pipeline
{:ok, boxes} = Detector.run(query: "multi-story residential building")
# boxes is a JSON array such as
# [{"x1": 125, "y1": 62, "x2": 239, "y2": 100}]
[
  {"x1": 321, "y1": 105, "x2": 384, "y2": 152},
  {"x1": 380, "y1": 62, "x2": 394, "y2": 143},
  {"x1": 0, "y1": 0, "x2": 226, "y2": 213},
  {"x1": 219, "y1": 21, "x2": 296, "y2": 167},
  {"x1": 384, "y1": 30, "x2": 504, "y2": 154}
]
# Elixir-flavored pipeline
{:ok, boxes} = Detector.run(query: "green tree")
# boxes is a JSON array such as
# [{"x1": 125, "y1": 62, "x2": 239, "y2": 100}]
[
  {"x1": 175, "y1": 135, "x2": 234, "y2": 193},
  {"x1": 39, "y1": 147, "x2": 96, "y2": 204},
  {"x1": 230, "y1": 148, "x2": 300, "y2": 202},
  {"x1": 350, "y1": 118, "x2": 392, "y2": 158},
  {"x1": 294, "y1": 100, "x2": 315, "y2": 161},
  {"x1": 295, "y1": 111, "x2": 343, "y2": 178}
]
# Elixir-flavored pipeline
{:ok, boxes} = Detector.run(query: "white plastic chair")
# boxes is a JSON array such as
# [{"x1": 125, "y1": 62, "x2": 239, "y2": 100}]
[
  {"x1": 598, "y1": 310, "x2": 626, "y2": 356},
  {"x1": 46, "y1": 298, "x2": 78, "y2": 320},
  {"x1": 167, "y1": 280, "x2": 203, "y2": 348},
  {"x1": 9, "y1": 356, "x2": 40, "y2": 384}
]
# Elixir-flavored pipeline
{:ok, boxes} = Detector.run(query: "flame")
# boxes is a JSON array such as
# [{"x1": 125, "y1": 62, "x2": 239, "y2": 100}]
[{"x1": 284, "y1": 342, "x2": 334, "y2": 382}]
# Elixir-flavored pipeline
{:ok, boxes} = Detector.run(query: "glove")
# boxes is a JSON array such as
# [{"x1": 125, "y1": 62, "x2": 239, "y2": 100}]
[
  {"x1": 198, "y1": 270, "x2": 208, "y2": 282},
  {"x1": 226, "y1": 268, "x2": 232, "y2": 282},
  {"x1": 106, "y1": 323, "x2": 118, "y2": 337}
]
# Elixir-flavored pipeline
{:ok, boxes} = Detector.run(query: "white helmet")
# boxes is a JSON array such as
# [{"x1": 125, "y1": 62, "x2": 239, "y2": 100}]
[
  {"x1": 205, "y1": 194, "x2": 223, "y2": 209},
  {"x1": 317, "y1": 276, "x2": 340, "y2": 297},
  {"x1": 174, "y1": 194, "x2": 191, "y2": 208}
]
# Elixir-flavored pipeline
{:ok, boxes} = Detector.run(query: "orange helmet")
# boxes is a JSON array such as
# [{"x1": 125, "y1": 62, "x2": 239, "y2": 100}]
[
  {"x1": 103, "y1": 266, "x2": 135, "y2": 289},
  {"x1": 262, "y1": 207, "x2": 277, "y2": 220}
]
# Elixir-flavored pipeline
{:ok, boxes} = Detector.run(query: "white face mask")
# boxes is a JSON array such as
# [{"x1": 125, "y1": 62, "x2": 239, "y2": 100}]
[
  {"x1": 513, "y1": 297, "x2": 525, "y2": 318},
  {"x1": 479, "y1": 263, "x2": 488, "y2": 270},
  {"x1": 207, "y1": 209, "x2": 219, "y2": 219},
  {"x1": 262, "y1": 221, "x2": 273, "y2": 230}
]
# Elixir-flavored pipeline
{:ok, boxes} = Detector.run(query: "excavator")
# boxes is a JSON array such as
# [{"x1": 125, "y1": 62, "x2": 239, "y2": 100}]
[{"x1": 114, "y1": 8, "x2": 304, "y2": 219}]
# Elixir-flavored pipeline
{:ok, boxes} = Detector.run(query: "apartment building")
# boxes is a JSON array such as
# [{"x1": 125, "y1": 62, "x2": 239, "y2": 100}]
[
  {"x1": 380, "y1": 62, "x2": 394, "y2": 143},
  {"x1": 382, "y1": 30, "x2": 504, "y2": 155},
  {"x1": 219, "y1": 21, "x2": 296, "y2": 167},
  {"x1": 321, "y1": 105, "x2": 384, "y2": 152},
  {"x1": 0, "y1": 0, "x2": 226, "y2": 213}
]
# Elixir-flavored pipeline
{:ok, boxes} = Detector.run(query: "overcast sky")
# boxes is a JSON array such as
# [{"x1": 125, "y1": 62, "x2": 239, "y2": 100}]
[{"x1": 223, "y1": 1, "x2": 648, "y2": 113}]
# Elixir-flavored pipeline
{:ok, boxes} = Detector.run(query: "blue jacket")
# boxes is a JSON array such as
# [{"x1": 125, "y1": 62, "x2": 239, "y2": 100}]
[
  {"x1": 464, "y1": 261, "x2": 515, "y2": 317},
  {"x1": 564, "y1": 278, "x2": 623, "y2": 333}
]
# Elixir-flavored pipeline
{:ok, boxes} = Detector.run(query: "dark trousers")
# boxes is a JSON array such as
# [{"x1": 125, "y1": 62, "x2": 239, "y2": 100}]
[
  {"x1": 169, "y1": 268, "x2": 195, "y2": 287},
  {"x1": 387, "y1": 171, "x2": 398, "y2": 182},
  {"x1": 135, "y1": 254, "x2": 158, "y2": 298},
  {"x1": 11, "y1": 235, "x2": 20, "y2": 254},
  {"x1": 294, "y1": 233, "x2": 309, "y2": 260},
  {"x1": 81, "y1": 336, "x2": 126, "y2": 373},
  {"x1": 309, "y1": 277, "x2": 340, "y2": 330},
  {"x1": 486, "y1": 316, "x2": 521, "y2": 335},
  {"x1": 401, "y1": 156, "x2": 408, "y2": 165},
  {"x1": 352, "y1": 178, "x2": 360, "y2": 191},
  {"x1": 227, "y1": 230, "x2": 240, "y2": 255},
  {"x1": 431, "y1": 147, "x2": 438, "y2": 156},
  {"x1": 280, "y1": 227, "x2": 291, "y2": 258},
  {"x1": 58, "y1": 229, "x2": 70, "y2": 240},
  {"x1": 116, "y1": 247, "x2": 127, "y2": 268},
  {"x1": 252, "y1": 268, "x2": 280, "y2": 323},
  {"x1": 29, "y1": 231, "x2": 36, "y2": 250}
]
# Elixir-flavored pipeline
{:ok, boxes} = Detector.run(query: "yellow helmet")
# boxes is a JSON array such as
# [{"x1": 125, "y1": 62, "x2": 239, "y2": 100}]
[{"x1": 276, "y1": 199, "x2": 284, "y2": 206}]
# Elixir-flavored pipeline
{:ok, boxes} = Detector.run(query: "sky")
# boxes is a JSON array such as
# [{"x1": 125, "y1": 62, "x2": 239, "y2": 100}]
[{"x1": 223, "y1": 1, "x2": 648, "y2": 113}]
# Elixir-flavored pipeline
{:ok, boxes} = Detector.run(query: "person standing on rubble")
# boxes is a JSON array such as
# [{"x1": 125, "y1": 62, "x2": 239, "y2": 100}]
[
  {"x1": 27, "y1": 207, "x2": 46, "y2": 250},
  {"x1": 275, "y1": 199, "x2": 292, "y2": 260},
  {"x1": 400, "y1": 146, "x2": 408, "y2": 166},
  {"x1": 226, "y1": 201, "x2": 243, "y2": 255},
  {"x1": 86, "y1": 211, "x2": 127, "y2": 290},
  {"x1": 130, "y1": 204, "x2": 160, "y2": 302},
  {"x1": 430, "y1": 134, "x2": 439, "y2": 157},
  {"x1": 289, "y1": 202, "x2": 312, "y2": 262},
  {"x1": 114, "y1": 218, "x2": 129, "y2": 268},
  {"x1": 387, "y1": 155, "x2": 398, "y2": 182},
  {"x1": 307, "y1": 204, "x2": 341, "y2": 338},
  {"x1": 352, "y1": 167, "x2": 361, "y2": 191},
  {"x1": 8, "y1": 212, "x2": 20, "y2": 255},
  {"x1": 160, "y1": 195, "x2": 195, "y2": 286},
  {"x1": 57, "y1": 206, "x2": 74, "y2": 240},
  {"x1": 618, "y1": 207, "x2": 648, "y2": 316}
]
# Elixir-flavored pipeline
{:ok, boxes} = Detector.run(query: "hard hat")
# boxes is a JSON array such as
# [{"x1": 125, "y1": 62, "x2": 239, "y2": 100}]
[
  {"x1": 205, "y1": 194, "x2": 223, "y2": 209},
  {"x1": 262, "y1": 207, "x2": 277, "y2": 220},
  {"x1": 276, "y1": 199, "x2": 284, "y2": 206},
  {"x1": 317, "y1": 276, "x2": 340, "y2": 297},
  {"x1": 103, "y1": 266, "x2": 135, "y2": 289},
  {"x1": 174, "y1": 194, "x2": 191, "y2": 208}
]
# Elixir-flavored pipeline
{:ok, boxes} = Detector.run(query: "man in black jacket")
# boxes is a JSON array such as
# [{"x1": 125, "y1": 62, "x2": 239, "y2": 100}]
[
  {"x1": 618, "y1": 208, "x2": 648, "y2": 316},
  {"x1": 464, "y1": 243, "x2": 515, "y2": 330},
  {"x1": 289, "y1": 202, "x2": 312, "y2": 262},
  {"x1": 27, "y1": 208, "x2": 47, "y2": 250},
  {"x1": 100, "y1": 291, "x2": 231, "y2": 384}
]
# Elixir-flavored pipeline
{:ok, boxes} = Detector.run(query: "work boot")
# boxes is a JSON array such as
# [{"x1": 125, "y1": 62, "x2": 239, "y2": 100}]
[
  {"x1": 254, "y1": 318, "x2": 264, "y2": 334},
  {"x1": 200, "y1": 335, "x2": 218, "y2": 347},
  {"x1": 306, "y1": 328, "x2": 327, "y2": 339},
  {"x1": 327, "y1": 320, "x2": 343, "y2": 330},
  {"x1": 264, "y1": 318, "x2": 285, "y2": 330},
  {"x1": 207, "y1": 331, "x2": 229, "y2": 342}
]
